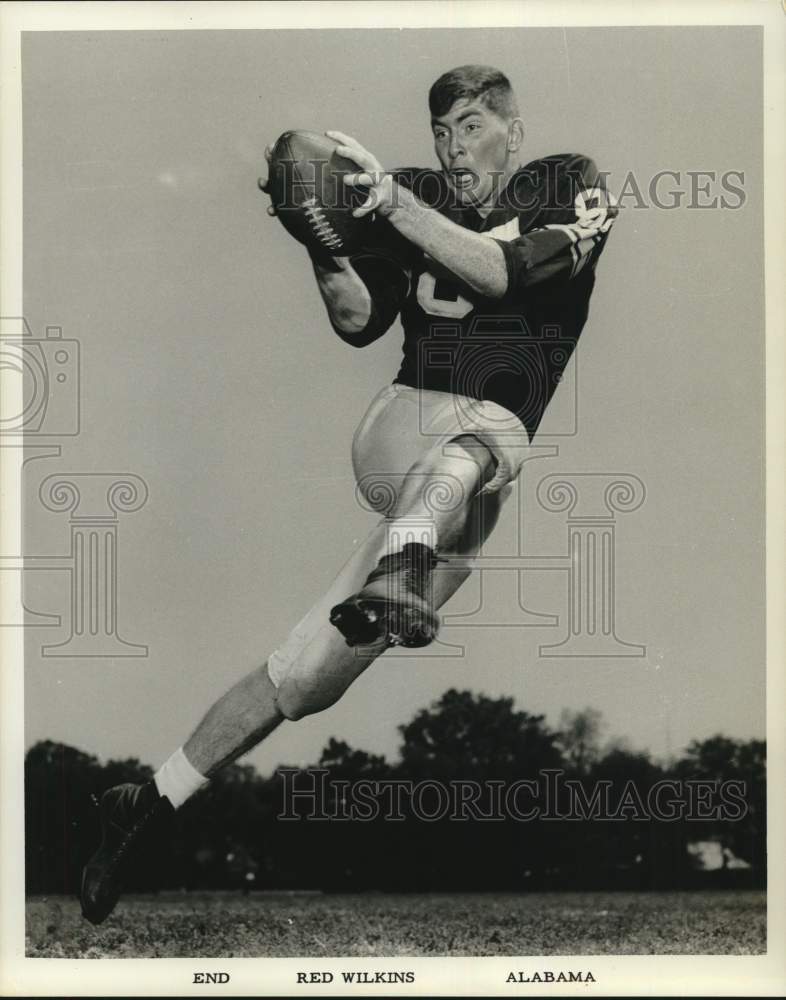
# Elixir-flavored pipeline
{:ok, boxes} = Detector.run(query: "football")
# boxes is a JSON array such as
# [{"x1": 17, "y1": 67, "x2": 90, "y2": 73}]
[{"x1": 266, "y1": 130, "x2": 373, "y2": 256}]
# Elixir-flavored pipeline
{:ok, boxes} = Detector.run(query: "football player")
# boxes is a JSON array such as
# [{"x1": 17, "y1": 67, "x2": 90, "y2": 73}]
[{"x1": 81, "y1": 65, "x2": 616, "y2": 924}]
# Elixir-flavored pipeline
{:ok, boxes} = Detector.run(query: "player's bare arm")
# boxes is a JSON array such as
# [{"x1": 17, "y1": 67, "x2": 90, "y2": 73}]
[
  {"x1": 375, "y1": 180, "x2": 510, "y2": 299},
  {"x1": 328, "y1": 130, "x2": 510, "y2": 299},
  {"x1": 309, "y1": 254, "x2": 375, "y2": 335}
]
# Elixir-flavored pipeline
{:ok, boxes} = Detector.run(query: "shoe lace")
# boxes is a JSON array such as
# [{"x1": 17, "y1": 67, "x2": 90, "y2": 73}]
[
  {"x1": 370, "y1": 547, "x2": 444, "y2": 601},
  {"x1": 99, "y1": 801, "x2": 161, "y2": 885}
]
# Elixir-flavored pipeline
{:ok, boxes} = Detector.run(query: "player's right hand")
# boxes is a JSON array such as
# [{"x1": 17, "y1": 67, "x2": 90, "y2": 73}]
[{"x1": 257, "y1": 145, "x2": 277, "y2": 216}]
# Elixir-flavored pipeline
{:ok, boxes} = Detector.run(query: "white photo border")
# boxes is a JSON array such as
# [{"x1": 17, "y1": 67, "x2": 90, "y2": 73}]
[{"x1": 1, "y1": 1, "x2": 784, "y2": 996}]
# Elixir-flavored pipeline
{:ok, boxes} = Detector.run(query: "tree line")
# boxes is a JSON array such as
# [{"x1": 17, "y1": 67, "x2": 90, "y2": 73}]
[{"x1": 25, "y1": 690, "x2": 765, "y2": 894}]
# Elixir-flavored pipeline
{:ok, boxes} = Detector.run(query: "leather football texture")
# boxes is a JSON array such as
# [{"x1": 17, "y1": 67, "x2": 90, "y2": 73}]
[{"x1": 267, "y1": 130, "x2": 373, "y2": 256}]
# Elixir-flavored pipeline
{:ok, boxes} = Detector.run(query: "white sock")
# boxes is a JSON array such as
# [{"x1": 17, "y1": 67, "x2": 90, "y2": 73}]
[
  {"x1": 154, "y1": 747, "x2": 208, "y2": 809},
  {"x1": 385, "y1": 517, "x2": 438, "y2": 556}
]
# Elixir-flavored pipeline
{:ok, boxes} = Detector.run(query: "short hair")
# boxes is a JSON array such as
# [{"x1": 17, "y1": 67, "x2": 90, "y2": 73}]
[{"x1": 428, "y1": 65, "x2": 519, "y2": 121}]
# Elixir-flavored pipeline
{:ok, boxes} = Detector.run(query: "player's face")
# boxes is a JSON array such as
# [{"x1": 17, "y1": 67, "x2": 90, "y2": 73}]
[{"x1": 432, "y1": 99, "x2": 515, "y2": 208}]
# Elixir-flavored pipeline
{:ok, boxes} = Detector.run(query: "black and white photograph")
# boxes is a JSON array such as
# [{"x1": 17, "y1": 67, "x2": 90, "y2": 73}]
[{"x1": 1, "y1": 1, "x2": 784, "y2": 996}]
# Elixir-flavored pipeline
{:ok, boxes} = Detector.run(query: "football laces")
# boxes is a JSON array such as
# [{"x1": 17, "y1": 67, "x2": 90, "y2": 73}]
[{"x1": 302, "y1": 197, "x2": 344, "y2": 250}]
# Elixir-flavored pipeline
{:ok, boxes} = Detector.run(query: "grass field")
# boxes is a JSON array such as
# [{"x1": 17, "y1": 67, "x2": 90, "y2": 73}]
[{"x1": 26, "y1": 890, "x2": 765, "y2": 958}]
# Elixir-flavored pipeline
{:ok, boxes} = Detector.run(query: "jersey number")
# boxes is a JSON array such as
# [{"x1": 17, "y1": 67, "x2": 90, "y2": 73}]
[{"x1": 416, "y1": 270, "x2": 473, "y2": 319}]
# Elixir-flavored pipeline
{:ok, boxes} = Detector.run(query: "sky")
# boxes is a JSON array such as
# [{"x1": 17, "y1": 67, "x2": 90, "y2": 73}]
[{"x1": 19, "y1": 26, "x2": 764, "y2": 776}]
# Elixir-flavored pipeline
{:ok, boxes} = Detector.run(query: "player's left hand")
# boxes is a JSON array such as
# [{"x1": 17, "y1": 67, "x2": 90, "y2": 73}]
[
  {"x1": 257, "y1": 144, "x2": 278, "y2": 216},
  {"x1": 325, "y1": 131, "x2": 397, "y2": 218},
  {"x1": 572, "y1": 188, "x2": 618, "y2": 237}
]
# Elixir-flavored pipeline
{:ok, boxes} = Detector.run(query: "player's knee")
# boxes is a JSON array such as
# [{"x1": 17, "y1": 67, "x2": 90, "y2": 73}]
[
  {"x1": 403, "y1": 439, "x2": 491, "y2": 511},
  {"x1": 274, "y1": 673, "x2": 340, "y2": 722},
  {"x1": 450, "y1": 434, "x2": 497, "y2": 481},
  {"x1": 424, "y1": 434, "x2": 495, "y2": 482},
  {"x1": 274, "y1": 676, "x2": 309, "y2": 721}
]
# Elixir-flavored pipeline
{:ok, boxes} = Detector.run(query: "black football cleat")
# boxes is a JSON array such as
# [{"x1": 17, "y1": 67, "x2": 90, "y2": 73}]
[
  {"x1": 80, "y1": 781, "x2": 173, "y2": 925},
  {"x1": 330, "y1": 542, "x2": 441, "y2": 649}
]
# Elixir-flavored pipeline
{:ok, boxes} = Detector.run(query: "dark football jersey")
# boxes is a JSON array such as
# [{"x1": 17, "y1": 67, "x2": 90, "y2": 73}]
[{"x1": 340, "y1": 153, "x2": 616, "y2": 441}]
